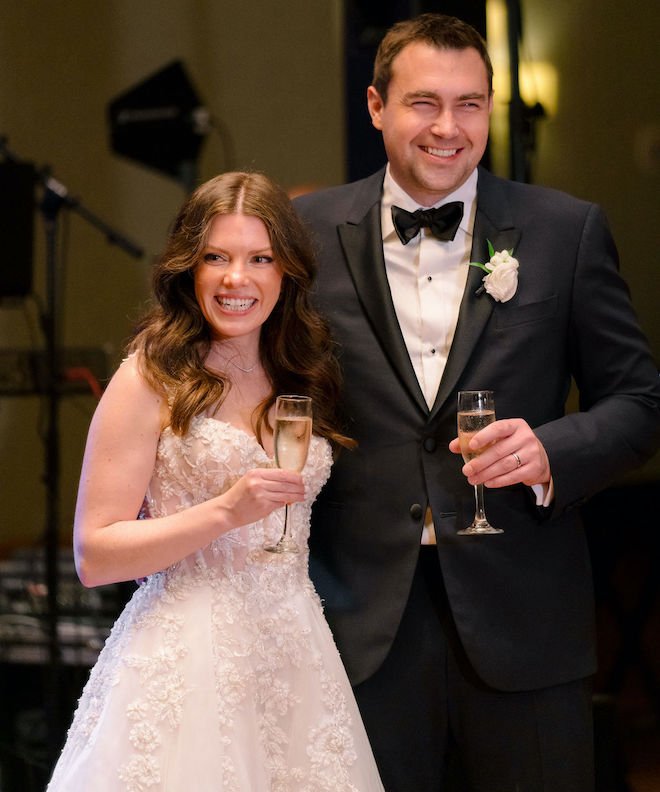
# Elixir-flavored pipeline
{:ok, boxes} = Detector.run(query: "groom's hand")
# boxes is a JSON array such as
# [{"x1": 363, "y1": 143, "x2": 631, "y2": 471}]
[{"x1": 449, "y1": 418, "x2": 551, "y2": 489}]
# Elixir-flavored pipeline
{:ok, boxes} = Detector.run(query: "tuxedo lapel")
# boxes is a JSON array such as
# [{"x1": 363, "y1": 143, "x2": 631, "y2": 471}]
[
  {"x1": 337, "y1": 181, "x2": 428, "y2": 414},
  {"x1": 430, "y1": 170, "x2": 521, "y2": 418}
]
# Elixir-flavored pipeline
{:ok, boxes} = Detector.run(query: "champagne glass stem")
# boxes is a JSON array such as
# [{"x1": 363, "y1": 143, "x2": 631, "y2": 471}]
[
  {"x1": 458, "y1": 481, "x2": 502, "y2": 534},
  {"x1": 281, "y1": 504, "x2": 291, "y2": 542},
  {"x1": 474, "y1": 483, "x2": 487, "y2": 524},
  {"x1": 267, "y1": 504, "x2": 298, "y2": 553}
]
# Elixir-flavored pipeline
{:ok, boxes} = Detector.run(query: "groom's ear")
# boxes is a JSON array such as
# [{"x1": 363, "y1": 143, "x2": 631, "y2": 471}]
[{"x1": 367, "y1": 86, "x2": 385, "y2": 131}]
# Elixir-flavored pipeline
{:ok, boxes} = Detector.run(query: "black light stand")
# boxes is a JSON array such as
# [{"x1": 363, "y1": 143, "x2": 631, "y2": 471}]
[{"x1": 0, "y1": 137, "x2": 143, "y2": 761}]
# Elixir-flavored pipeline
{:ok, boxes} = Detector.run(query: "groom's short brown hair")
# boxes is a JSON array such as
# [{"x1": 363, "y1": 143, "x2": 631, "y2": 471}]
[{"x1": 372, "y1": 13, "x2": 493, "y2": 104}]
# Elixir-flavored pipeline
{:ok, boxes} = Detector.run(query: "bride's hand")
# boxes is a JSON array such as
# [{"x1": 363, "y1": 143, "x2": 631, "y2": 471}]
[{"x1": 219, "y1": 468, "x2": 305, "y2": 528}]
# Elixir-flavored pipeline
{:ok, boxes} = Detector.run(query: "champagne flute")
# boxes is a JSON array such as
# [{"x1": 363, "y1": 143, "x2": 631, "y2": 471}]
[
  {"x1": 457, "y1": 390, "x2": 503, "y2": 535},
  {"x1": 264, "y1": 395, "x2": 312, "y2": 553}
]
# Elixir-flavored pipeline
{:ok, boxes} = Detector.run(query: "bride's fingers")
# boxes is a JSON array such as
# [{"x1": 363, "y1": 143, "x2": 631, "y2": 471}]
[{"x1": 241, "y1": 469, "x2": 305, "y2": 503}]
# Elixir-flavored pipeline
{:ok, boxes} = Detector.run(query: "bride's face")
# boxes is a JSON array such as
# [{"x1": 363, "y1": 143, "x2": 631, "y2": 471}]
[{"x1": 194, "y1": 213, "x2": 283, "y2": 346}]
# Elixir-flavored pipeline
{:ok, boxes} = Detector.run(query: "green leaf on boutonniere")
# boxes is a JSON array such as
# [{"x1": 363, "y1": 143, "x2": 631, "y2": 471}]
[
  {"x1": 469, "y1": 260, "x2": 492, "y2": 273},
  {"x1": 470, "y1": 240, "x2": 516, "y2": 273}
]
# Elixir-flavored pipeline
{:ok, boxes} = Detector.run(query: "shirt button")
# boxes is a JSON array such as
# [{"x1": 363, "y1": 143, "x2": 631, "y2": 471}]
[
  {"x1": 424, "y1": 437, "x2": 437, "y2": 452},
  {"x1": 410, "y1": 503, "x2": 423, "y2": 520},
  {"x1": 427, "y1": 275, "x2": 432, "y2": 281}
]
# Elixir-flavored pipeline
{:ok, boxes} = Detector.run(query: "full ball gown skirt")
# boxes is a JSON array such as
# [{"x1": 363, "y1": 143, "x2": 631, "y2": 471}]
[{"x1": 46, "y1": 417, "x2": 385, "y2": 792}]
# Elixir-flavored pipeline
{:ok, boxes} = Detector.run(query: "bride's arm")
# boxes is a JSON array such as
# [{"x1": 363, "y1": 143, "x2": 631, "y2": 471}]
[{"x1": 73, "y1": 355, "x2": 304, "y2": 587}]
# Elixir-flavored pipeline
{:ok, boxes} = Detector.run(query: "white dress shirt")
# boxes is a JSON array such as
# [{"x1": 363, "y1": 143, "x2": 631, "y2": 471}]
[
  {"x1": 380, "y1": 166, "x2": 551, "y2": 543},
  {"x1": 382, "y1": 167, "x2": 478, "y2": 409}
]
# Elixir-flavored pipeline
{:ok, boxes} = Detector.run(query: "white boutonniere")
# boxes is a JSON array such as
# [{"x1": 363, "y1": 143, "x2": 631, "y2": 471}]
[{"x1": 471, "y1": 240, "x2": 519, "y2": 302}]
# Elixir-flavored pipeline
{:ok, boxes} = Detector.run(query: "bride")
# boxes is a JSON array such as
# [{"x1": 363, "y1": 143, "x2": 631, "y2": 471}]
[{"x1": 46, "y1": 171, "x2": 385, "y2": 792}]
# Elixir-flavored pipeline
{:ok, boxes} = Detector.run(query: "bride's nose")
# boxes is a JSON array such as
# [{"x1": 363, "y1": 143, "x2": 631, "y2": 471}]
[{"x1": 222, "y1": 261, "x2": 249, "y2": 288}]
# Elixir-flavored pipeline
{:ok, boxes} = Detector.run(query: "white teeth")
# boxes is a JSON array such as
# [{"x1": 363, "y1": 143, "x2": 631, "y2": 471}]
[
  {"x1": 424, "y1": 147, "x2": 458, "y2": 158},
  {"x1": 217, "y1": 297, "x2": 255, "y2": 311}
]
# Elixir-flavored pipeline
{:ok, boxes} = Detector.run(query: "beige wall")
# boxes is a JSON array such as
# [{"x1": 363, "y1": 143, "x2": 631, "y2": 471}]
[{"x1": 0, "y1": 0, "x2": 658, "y2": 553}]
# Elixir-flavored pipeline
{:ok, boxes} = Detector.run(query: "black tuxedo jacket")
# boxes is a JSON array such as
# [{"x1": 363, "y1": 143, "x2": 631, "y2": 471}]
[{"x1": 294, "y1": 167, "x2": 660, "y2": 691}]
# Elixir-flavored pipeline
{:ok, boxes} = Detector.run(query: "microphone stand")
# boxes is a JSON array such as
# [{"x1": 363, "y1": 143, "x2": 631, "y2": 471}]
[{"x1": 0, "y1": 137, "x2": 143, "y2": 762}]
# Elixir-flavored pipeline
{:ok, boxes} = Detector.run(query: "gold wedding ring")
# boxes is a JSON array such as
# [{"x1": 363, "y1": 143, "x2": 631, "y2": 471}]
[{"x1": 512, "y1": 452, "x2": 522, "y2": 468}]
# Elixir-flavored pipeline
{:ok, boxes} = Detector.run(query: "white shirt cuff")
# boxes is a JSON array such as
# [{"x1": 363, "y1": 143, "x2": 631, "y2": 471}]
[{"x1": 531, "y1": 477, "x2": 554, "y2": 508}]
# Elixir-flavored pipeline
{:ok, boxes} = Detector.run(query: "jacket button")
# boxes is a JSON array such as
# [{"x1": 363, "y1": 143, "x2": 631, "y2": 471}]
[
  {"x1": 423, "y1": 437, "x2": 436, "y2": 452},
  {"x1": 410, "y1": 503, "x2": 423, "y2": 520}
]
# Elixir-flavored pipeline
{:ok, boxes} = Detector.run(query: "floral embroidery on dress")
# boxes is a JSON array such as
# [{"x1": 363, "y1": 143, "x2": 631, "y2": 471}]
[
  {"x1": 46, "y1": 418, "x2": 384, "y2": 791},
  {"x1": 118, "y1": 754, "x2": 161, "y2": 791}
]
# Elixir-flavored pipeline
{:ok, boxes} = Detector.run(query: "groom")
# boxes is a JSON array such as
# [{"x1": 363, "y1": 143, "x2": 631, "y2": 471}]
[{"x1": 293, "y1": 13, "x2": 660, "y2": 792}]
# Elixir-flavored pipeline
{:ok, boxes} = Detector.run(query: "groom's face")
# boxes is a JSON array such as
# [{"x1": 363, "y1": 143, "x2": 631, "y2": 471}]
[{"x1": 367, "y1": 42, "x2": 492, "y2": 206}]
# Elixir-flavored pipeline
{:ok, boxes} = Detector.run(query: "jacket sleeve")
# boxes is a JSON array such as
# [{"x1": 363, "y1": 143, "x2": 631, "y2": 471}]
[{"x1": 533, "y1": 203, "x2": 660, "y2": 515}]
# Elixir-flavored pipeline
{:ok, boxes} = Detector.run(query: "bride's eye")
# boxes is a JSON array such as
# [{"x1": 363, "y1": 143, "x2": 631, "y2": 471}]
[{"x1": 203, "y1": 253, "x2": 227, "y2": 264}]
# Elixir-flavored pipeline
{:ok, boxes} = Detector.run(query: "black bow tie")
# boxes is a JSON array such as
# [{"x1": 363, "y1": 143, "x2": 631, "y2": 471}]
[{"x1": 391, "y1": 202, "x2": 464, "y2": 245}]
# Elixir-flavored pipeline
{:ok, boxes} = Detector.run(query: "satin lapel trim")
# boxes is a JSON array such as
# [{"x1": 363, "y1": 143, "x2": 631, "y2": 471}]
[
  {"x1": 430, "y1": 207, "x2": 521, "y2": 419},
  {"x1": 338, "y1": 203, "x2": 428, "y2": 414}
]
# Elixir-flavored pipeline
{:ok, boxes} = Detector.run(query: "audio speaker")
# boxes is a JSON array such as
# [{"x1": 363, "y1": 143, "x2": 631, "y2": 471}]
[{"x1": 0, "y1": 160, "x2": 35, "y2": 298}]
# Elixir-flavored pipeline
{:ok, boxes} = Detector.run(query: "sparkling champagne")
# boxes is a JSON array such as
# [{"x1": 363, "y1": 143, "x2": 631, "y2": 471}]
[
  {"x1": 457, "y1": 409, "x2": 496, "y2": 462},
  {"x1": 274, "y1": 416, "x2": 312, "y2": 471}
]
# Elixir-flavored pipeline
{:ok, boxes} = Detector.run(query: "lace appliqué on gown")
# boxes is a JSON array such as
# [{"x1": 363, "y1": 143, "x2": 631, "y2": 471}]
[{"x1": 47, "y1": 417, "x2": 384, "y2": 792}]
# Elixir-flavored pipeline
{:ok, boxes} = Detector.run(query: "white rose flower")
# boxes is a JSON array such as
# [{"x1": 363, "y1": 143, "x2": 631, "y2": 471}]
[{"x1": 482, "y1": 250, "x2": 519, "y2": 302}]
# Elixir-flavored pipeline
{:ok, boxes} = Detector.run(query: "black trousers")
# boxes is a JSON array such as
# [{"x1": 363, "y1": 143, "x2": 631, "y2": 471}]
[{"x1": 353, "y1": 546, "x2": 595, "y2": 792}]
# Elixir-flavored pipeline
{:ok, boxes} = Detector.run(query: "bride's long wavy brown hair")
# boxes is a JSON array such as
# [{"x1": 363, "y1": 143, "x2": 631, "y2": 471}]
[{"x1": 128, "y1": 171, "x2": 353, "y2": 450}]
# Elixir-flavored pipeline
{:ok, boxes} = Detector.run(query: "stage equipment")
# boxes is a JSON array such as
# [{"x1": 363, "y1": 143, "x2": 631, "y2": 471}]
[
  {"x1": 0, "y1": 137, "x2": 143, "y2": 764},
  {"x1": 108, "y1": 60, "x2": 210, "y2": 192},
  {"x1": 0, "y1": 157, "x2": 35, "y2": 298}
]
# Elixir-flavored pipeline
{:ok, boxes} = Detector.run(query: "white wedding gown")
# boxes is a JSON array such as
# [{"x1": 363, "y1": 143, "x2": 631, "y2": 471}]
[{"x1": 47, "y1": 416, "x2": 384, "y2": 792}]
